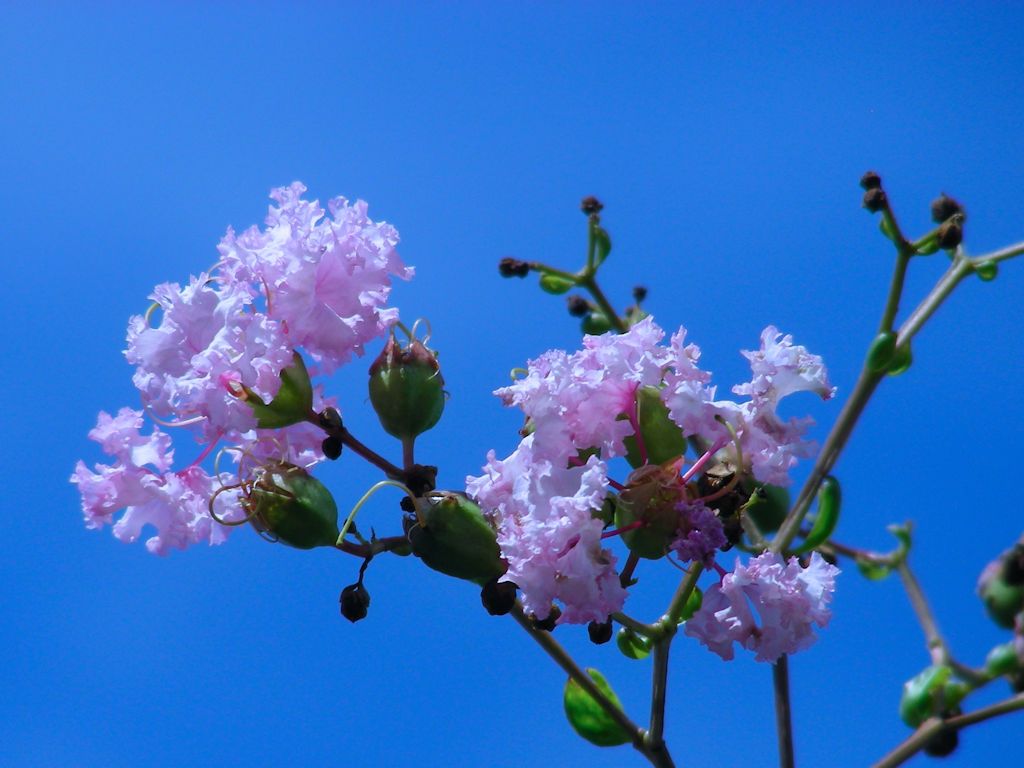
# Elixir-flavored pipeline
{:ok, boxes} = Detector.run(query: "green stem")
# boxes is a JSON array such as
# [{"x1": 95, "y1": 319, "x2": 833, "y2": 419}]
[
  {"x1": 647, "y1": 639, "x2": 672, "y2": 752},
  {"x1": 896, "y1": 560, "x2": 949, "y2": 667},
  {"x1": 612, "y1": 611, "x2": 661, "y2": 638},
  {"x1": 528, "y1": 262, "x2": 580, "y2": 283},
  {"x1": 974, "y1": 239, "x2": 1024, "y2": 264},
  {"x1": 773, "y1": 655, "x2": 796, "y2": 768},
  {"x1": 665, "y1": 563, "x2": 703, "y2": 625},
  {"x1": 509, "y1": 603, "x2": 675, "y2": 768},
  {"x1": 579, "y1": 274, "x2": 629, "y2": 333},
  {"x1": 402, "y1": 436, "x2": 415, "y2": 471},
  {"x1": 871, "y1": 693, "x2": 1024, "y2": 768},
  {"x1": 878, "y1": 250, "x2": 912, "y2": 333}
]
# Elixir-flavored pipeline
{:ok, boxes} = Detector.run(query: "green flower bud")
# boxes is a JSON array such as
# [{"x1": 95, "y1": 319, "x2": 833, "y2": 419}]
[
  {"x1": 616, "y1": 627, "x2": 652, "y2": 660},
  {"x1": 407, "y1": 494, "x2": 506, "y2": 584},
  {"x1": 581, "y1": 310, "x2": 614, "y2": 336},
  {"x1": 979, "y1": 560, "x2": 1024, "y2": 629},
  {"x1": 975, "y1": 260, "x2": 998, "y2": 281},
  {"x1": 249, "y1": 464, "x2": 340, "y2": 549},
  {"x1": 866, "y1": 332, "x2": 897, "y2": 373},
  {"x1": 368, "y1": 334, "x2": 445, "y2": 440},
  {"x1": 623, "y1": 386, "x2": 687, "y2": 468},
  {"x1": 899, "y1": 665, "x2": 951, "y2": 728},
  {"x1": 887, "y1": 342, "x2": 913, "y2": 376},
  {"x1": 984, "y1": 642, "x2": 1022, "y2": 677}
]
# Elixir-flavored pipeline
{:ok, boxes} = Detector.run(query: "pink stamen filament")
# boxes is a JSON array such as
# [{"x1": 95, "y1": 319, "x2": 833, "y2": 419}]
[
  {"x1": 680, "y1": 437, "x2": 728, "y2": 485},
  {"x1": 608, "y1": 477, "x2": 627, "y2": 492},
  {"x1": 186, "y1": 432, "x2": 223, "y2": 470},
  {"x1": 601, "y1": 520, "x2": 645, "y2": 539}
]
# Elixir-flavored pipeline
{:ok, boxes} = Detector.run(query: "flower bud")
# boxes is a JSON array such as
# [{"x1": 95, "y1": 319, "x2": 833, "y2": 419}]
[
  {"x1": 581, "y1": 310, "x2": 614, "y2": 336},
  {"x1": 860, "y1": 170, "x2": 882, "y2": 190},
  {"x1": 930, "y1": 194, "x2": 964, "y2": 224},
  {"x1": 498, "y1": 257, "x2": 530, "y2": 278},
  {"x1": 588, "y1": 619, "x2": 614, "y2": 645},
  {"x1": 321, "y1": 436, "x2": 342, "y2": 460},
  {"x1": 923, "y1": 723, "x2": 958, "y2": 758},
  {"x1": 862, "y1": 188, "x2": 887, "y2": 213},
  {"x1": 580, "y1": 196, "x2": 604, "y2": 215},
  {"x1": 616, "y1": 627, "x2": 652, "y2": 660},
  {"x1": 617, "y1": 464, "x2": 686, "y2": 559},
  {"x1": 899, "y1": 665, "x2": 951, "y2": 728},
  {"x1": 368, "y1": 334, "x2": 445, "y2": 440},
  {"x1": 408, "y1": 493, "x2": 506, "y2": 584},
  {"x1": 937, "y1": 219, "x2": 963, "y2": 250},
  {"x1": 984, "y1": 642, "x2": 1022, "y2": 677},
  {"x1": 566, "y1": 294, "x2": 590, "y2": 317},
  {"x1": 480, "y1": 577, "x2": 517, "y2": 616},
  {"x1": 532, "y1": 606, "x2": 561, "y2": 632},
  {"x1": 339, "y1": 582, "x2": 371, "y2": 623},
  {"x1": 249, "y1": 463, "x2": 340, "y2": 549},
  {"x1": 978, "y1": 556, "x2": 1024, "y2": 629}
]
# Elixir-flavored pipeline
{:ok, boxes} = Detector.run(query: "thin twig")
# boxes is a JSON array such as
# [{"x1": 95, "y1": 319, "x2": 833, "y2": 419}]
[{"x1": 773, "y1": 655, "x2": 796, "y2": 768}]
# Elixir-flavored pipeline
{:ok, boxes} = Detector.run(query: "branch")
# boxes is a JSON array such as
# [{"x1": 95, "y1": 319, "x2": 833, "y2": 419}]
[{"x1": 773, "y1": 655, "x2": 796, "y2": 768}]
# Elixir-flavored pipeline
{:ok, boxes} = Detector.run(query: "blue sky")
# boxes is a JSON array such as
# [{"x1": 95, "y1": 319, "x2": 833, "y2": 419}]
[{"x1": 3, "y1": 4, "x2": 1023, "y2": 767}]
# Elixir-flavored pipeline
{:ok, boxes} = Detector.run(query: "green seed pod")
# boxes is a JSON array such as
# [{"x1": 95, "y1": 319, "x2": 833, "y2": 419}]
[
  {"x1": 408, "y1": 494, "x2": 506, "y2": 584},
  {"x1": 616, "y1": 464, "x2": 684, "y2": 559},
  {"x1": 249, "y1": 464, "x2": 340, "y2": 549},
  {"x1": 899, "y1": 665, "x2": 951, "y2": 728},
  {"x1": 368, "y1": 334, "x2": 445, "y2": 439},
  {"x1": 563, "y1": 668, "x2": 631, "y2": 747},
  {"x1": 623, "y1": 386, "x2": 687, "y2": 468}
]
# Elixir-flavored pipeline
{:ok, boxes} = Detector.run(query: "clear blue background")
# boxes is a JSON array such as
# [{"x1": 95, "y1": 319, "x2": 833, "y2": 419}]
[{"x1": 2, "y1": 4, "x2": 1022, "y2": 767}]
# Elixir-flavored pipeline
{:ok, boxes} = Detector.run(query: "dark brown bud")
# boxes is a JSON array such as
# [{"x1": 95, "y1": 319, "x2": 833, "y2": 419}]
[
  {"x1": 1003, "y1": 544, "x2": 1024, "y2": 586},
  {"x1": 587, "y1": 619, "x2": 614, "y2": 645},
  {"x1": 566, "y1": 294, "x2": 590, "y2": 317},
  {"x1": 498, "y1": 257, "x2": 531, "y2": 278},
  {"x1": 399, "y1": 495, "x2": 416, "y2": 513},
  {"x1": 531, "y1": 605, "x2": 561, "y2": 632},
  {"x1": 480, "y1": 578, "x2": 518, "y2": 616},
  {"x1": 937, "y1": 219, "x2": 963, "y2": 249},
  {"x1": 632, "y1": 285, "x2": 648, "y2": 303},
  {"x1": 931, "y1": 194, "x2": 965, "y2": 224},
  {"x1": 318, "y1": 407, "x2": 343, "y2": 432},
  {"x1": 321, "y1": 436, "x2": 342, "y2": 460},
  {"x1": 340, "y1": 583, "x2": 371, "y2": 623},
  {"x1": 860, "y1": 171, "x2": 883, "y2": 190},
  {"x1": 923, "y1": 719, "x2": 959, "y2": 758},
  {"x1": 862, "y1": 188, "x2": 888, "y2": 213},
  {"x1": 580, "y1": 196, "x2": 604, "y2": 215}
]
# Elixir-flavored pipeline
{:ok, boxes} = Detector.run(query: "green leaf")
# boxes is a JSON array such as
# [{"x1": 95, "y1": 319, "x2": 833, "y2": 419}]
[
  {"x1": 246, "y1": 353, "x2": 314, "y2": 428},
  {"x1": 623, "y1": 386, "x2": 687, "y2": 468},
  {"x1": 793, "y1": 476, "x2": 841, "y2": 554},
  {"x1": 593, "y1": 227, "x2": 612, "y2": 267},
  {"x1": 539, "y1": 274, "x2": 575, "y2": 294},
  {"x1": 899, "y1": 665, "x2": 952, "y2": 728},
  {"x1": 563, "y1": 668, "x2": 631, "y2": 747},
  {"x1": 615, "y1": 627, "x2": 652, "y2": 660},
  {"x1": 866, "y1": 332, "x2": 897, "y2": 373},
  {"x1": 856, "y1": 559, "x2": 893, "y2": 581}
]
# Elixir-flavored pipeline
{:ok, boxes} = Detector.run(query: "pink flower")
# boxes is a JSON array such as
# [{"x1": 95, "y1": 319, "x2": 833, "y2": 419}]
[
  {"x1": 466, "y1": 437, "x2": 626, "y2": 624},
  {"x1": 218, "y1": 182, "x2": 412, "y2": 373},
  {"x1": 685, "y1": 551, "x2": 839, "y2": 662}
]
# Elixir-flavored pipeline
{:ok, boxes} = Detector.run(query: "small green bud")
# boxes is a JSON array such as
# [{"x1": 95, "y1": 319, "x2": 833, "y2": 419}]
[
  {"x1": 975, "y1": 260, "x2": 998, "y2": 281},
  {"x1": 368, "y1": 333, "x2": 445, "y2": 440},
  {"x1": 249, "y1": 463, "x2": 340, "y2": 549},
  {"x1": 539, "y1": 274, "x2": 575, "y2": 294},
  {"x1": 623, "y1": 386, "x2": 687, "y2": 468},
  {"x1": 866, "y1": 332, "x2": 898, "y2": 373},
  {"x1": 339, "y1": 582, "x2": 371, "y2": 623},
  {"x1": 979, "y1": 561, "x2": 1024, "y2": 629},
  {"x1": 615, "y1": 627, "x2": 652, "y2": 660},
  {"x1": 676, "y1": 586, "x2": 703, "y2": 622},
  {"x1": 899, "y1": 665, "x2": 951, "y2": 728},
  {"x1": 887, "y1": 342, "x2": 912, "y2": 376},
  {"x1": 984, "y1": 642, "x2": 1022, "y2": 677},
  {"x1": 581, "y1": 310, "x2": 614, "y2": 335},
  {"x1": 407, "y1": 494, "x2": 505, "y2": 584}
]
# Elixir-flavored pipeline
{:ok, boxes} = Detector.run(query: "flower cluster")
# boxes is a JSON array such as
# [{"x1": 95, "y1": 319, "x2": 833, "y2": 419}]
[
  {"x1": 685, "y1": 551, "x2": 839, "y2": 662},
  {"x1": 467, "y1": 317, "x2": 834, "y2": 627},
  {"x1": 72, "y1": 184, "x2": 410, "y2": 554}
]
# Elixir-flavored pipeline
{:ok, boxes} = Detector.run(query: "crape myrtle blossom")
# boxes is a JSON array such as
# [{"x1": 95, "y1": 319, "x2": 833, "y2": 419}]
[
  {"x1": 685, "y1": 551, "x2": 840, "y2": 663},
  {"x1": 469, "y1": 317, "x2": 833, "y2": 624},
  {"x1": 466, "y1": 436, "x2": 626, "y2": 624},
  {"x1": 74, "y1": 183, "x2": 408, "y2": 554}
]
